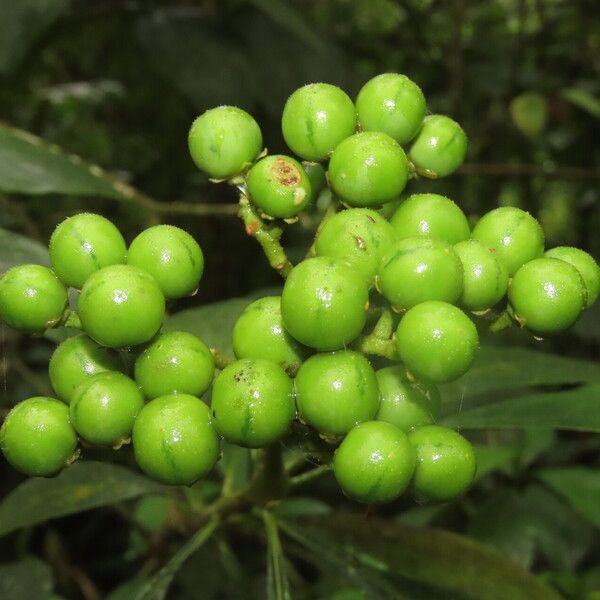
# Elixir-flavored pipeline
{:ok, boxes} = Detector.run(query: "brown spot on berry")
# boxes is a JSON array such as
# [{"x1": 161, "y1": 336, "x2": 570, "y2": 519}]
[{"x1": 272, "y1": 159, "x2": 301, "y2": 187}]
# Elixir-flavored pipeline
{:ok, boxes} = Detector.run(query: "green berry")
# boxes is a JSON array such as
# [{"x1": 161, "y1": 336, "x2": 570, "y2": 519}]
[
  {"x1": 49, "y1": 213, "x2": 127, "y2": 289},
  {"x1": 471, "y1": 207, "x2": 545, "y2": 276},
  {"x1": 376, "y1": 366, "x2": 441, "y2": 432},
  {"x1": 302, "y1": 161, "x2": 327, "y2": 204},
  {"x1": 0, "y1": 264, "x2": 67, "y2": 333},
  {"x1": 395, "y1": 301, "x2": 478, "y2": 383},
  {"x1": 127, "y1": 225, "x2": 204, "y2": 299},
  {"x1": 134, "y1": 331, "x2": 215, "y2": 399},
  {"x1": 232, "y1": 296, "x2": 307, "y2": 374},
  {"x1": 408, "y1": 115, "x2": 467, "y2": 178},
  {"x1": 281, "y1": 257, "x2": 369, "y2": 351},
  {"x1": 544, "y1": 246, "x2": 600, "y2": 308},
  {"x1": 328, "y1": 132, "x2": 409, "y2": 207},
  {"x1": 356, "y1": 73, "x2": 426, "y2": 144},
  {"x1": 70, "y1": 372, "x2": 144, "y2": 446},
  {"x1": 389, "y1": 193, "x2": 470, "y2": 244},
  {"x1": 508, "y1": 257, "x2": 586, "y2": 334},
  {"x1": 0, "y1": 397, "x2": 77, "y2": 477},
  {"x1": 188, "y1": 106, "x2": 262, "y2": 179},
  {"x1": 377, "y1": 237, "x2": 464, "y2": 310},
  {"x1": 314, "y1": 208, "x2": 396, "y2": 284},
  {"x1": 295, "y1": 351, "x2": 380, "y2": 437},
  {"x1": 246, "y1": 155, "x2": 312, "y2": 218},
  {"x1": 281, "y1": 83, "x2": 356, "y2": 161},
  {"x1": 454, "y1": 240, "x2": 509, "y2": 311},
  {"x1": 334, "y1": 421, "x2": 416, "y2": 504},
  {"x1": 49, "y1": 334, "x2": 122, "y2": 403},
  {"x1": 78, "y1": 265, "x2": 165, "y2": 348},
  {"x1": 211, "y1": 358, "x2": 295, "y2": 448},
  {"x1": 133, "y1": 394, "x2": 219, "y2": 485},
  {"x1": 409, "y1": 425, "x2": 476, "y2": 501}
]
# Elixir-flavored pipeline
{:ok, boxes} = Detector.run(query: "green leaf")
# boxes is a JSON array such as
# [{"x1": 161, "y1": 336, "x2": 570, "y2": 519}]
[
  {"x1": 537, "y1": 467, "x2": 600, "y2": 528},
  {"x1": 0, "y1": 557, "x2": 54, "y2": 600},
  {"x1": 561, "y1": 87, "x2": 600, "y2": 119},
  {"x1": 0, "y1": 0, "x2": 70, "y2": 75},
  {"x1": 472, "y1": 444, "x2": 517, "y2": 481},
  {"x1": 0, "y1": 227, "x2": 49, "y2": 274},
  {"x1": 0, "y1": 461, "x2": 162, "y2": 538},
  {"x1": 442, "y1": 384, "x2": 600, "y2": 432},
  {"x1": 262, "y1": 511, "x2": 292, "y2": 600},
  {"x1": 0, "y1": 124, "x2": 123, "y2": 198}
]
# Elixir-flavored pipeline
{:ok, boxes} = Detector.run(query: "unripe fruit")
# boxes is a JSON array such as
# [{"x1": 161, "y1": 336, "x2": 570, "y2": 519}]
[
  {"x1": 49, "y1": 213, "x2": 127, "y2": 289},
  {"x1": 0, "y1": 264, "x2": 67, "y2": 333},
  {"x1": 302, "y1": 161, "x2": 327, "y2": 204}
]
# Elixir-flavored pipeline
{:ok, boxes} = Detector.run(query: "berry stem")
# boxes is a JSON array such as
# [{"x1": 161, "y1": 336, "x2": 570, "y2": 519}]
[
  {"x1": 371, "y1": 306, "x2": 394, "y2": 339},
  {"x1": 210, "y1": 347, "x2": 235, "y2": 370},
  {"x1": 489, "y1": 310, "x2": 514, "y2": 333},
  {"x1": 61, "y1": 309, "x2": 83, "y2": 330},
  {"x1": 289, "y1": 464, "x2": 332, "y2": 488},
  {"x1": 352, "y1": 306, "x2": 398, "y2": 360}
]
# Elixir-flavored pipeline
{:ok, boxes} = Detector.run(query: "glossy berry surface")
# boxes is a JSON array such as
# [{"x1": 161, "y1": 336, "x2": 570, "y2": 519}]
[
  {"x1": 544, "y1": 246, "x2": 600, "y2": 308},
  {"x1": 314, "y1": 208, "x2": 396, "y2": 284},
  {"x1": 127, "y1": 225, "x2": 204, "y2": 299},
  {"x1": 134, "y1": 330, "x2": 214, "y2": 399},
  {"x1": 0, "y1": 264, "x2": 67, "y2": 333},
  {"x1": 49, "y1": 334, "x2": 122, "y2": 404},
  {"x1": 78, "y1": 264, "x2": 165, "y2": 348},
  {"x1": 133, "y1": 394, "x2": 219, "y2": 486},
  {"x1": 454, "y1": 239, "x2": 509, "y2": 311},
  {"x1": 334, "y1": 421, "x2": 416, "y2": 504},
  {"x1": 508, "y1": 257, "x2": 586, "y2": 334},
  {"x1": 188, "y1": 106, "x2": 262, "y2": 179},
  {"x1": 295, "y1": 351, "x2": 380, "y2": 437},
  {"x1": 409, "y1": 425, "x2": 476, "y2": 501},
  {"x1": 232, "y1": 296, "x2": 307, "y2": 374},
  {"x1": 281, "y1": 257, "x2": 368, "y2": 351},
  {"x1": 471, "y1": 207, "x2": 545, "y2": 276},
  {"x1": 328, "y1": 132, "x2": 409, "y2": 207},
  {"x1": 0, "y1": 397, "x2": 77, "y2": 477},
  {"x1": 390, "y1": 194, "x2": 470, "y2": 245},
  {"x1": 70, "y1": 372, "x2": 144, "y2": 446},
  {"x1": 211, "y1": 358, "x2": 295, "y2": 448},
  {"x1": 246, "y1": 155, "x2": 312, "y2": 218},
  {"x1": 281, "y1": 83, "x2": 356, "y2": 161},
  {"x1": 376, "y1": 366, "x2": 441, "y2": 432},
  {"x1": 356, "y1": 73, "x2": 426, "y2": 144},
  {"x1": 302, "y1": 161, "x2": 327, "y2": 204},
  {"x1": 49, "y1": 213, "x2": 127, "y2": 289},
  {"x1": 395, "y1": 301, "x2": 478, "y2": 383},
  {"x1": 408, "y1": 115, "x2": 467, "y2": 178},
  {"x1": 377, "y1": 237, "x2": 464, "y2": 310}
]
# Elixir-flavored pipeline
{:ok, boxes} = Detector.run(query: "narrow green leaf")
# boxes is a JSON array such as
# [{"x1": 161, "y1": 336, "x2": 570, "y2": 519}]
[
  {"x1": 0, "y1": 227, "x2": 49, "y2": 273},
  {"x1": 472, "y1": 444, "x2": 517, "y2": 481},
  {"x1": 0, "y1": 461, "x2": 162, "y2": 537},
  {"x1": 274, "y1": 497, "x2": 331, "y2": 518},
  {"x1": 262, "y1": 511, "x2": 292, "y2": 600},
  {"x1": 0, "y1": 557, "x2": 54, "y2": 600},
  {"x1": 561, "y1": 87, "x2": 600, "y2": 119}
]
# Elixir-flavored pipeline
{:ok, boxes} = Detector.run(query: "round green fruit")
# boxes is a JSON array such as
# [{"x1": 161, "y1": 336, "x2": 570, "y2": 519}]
[
  {"x1": 49, "y1": 334, "x2": 122, "y2": 403},
  {"x1": 295, "y1": 351, "x2": 380, "y2": 437},
  {"x1": 0, "y1": 264, "x2": 67, "y2": 333},
  {"x1": 334, "y1": 421, "x2": 416, "y2": 504},
  {"x1": 544, "y1": 246, "x2": 600, "y2": 308},
  {"x1": 232, "y1": 296, "x2": 307, "y2": 374},
  {"x1": 454, "y1": 239, "x2": 509, "y2": 311},
  {"x1": 377, "y1": 237, "x2": 464, "y2": 310},
  {"x1": 281, "y1": 83, "x2": 356, "y2": 161},
  {"x1": 395, "y1": 301, "x2": 478, "y2": 383},
  {"x1": 508, "y1": 257, "x2": 586, "y2": 334},
  {"x1": 376, "y1": 366, "x2": 441, "y2": 432},
  {"x1": 246, "y1": 155, "x2": 312, "y2": 218},
  {"x1": 471, "y1": 207, "x2": 545, "y2": 276},
  {"x1": 409, "y1": 425, "x2": 476, "y2": 501},
  {"x1": 78, "y1": 264, "x2": 165, "y2": 348},
  {"x1": 328, "y1": 132, "x2": 409, "y2": 207},
  {"x1": 408, "y1": 115, "x2": 467, "y2": 178},
  {"x1": 127, "y1": 225, "x2": 204, "y2": 299},
  {"x1": 281, "y1": 257, "x2": 369, "y2": 351},
  {"x1": 0, "y1": 397, "x2": 77, "y2": 477},
  {"x1": 211, "y1": 358, "x2": 295, "y2": 448},
  {"x1": 390, "y1": 194, "x2": 470, "y2": 245},
  {"x1": 133, "y1": 394, "x2": 219, "y2": 485},
  {"x1": 356, "y1": 73, "x2": 426, "y2": 144},
  {"x1": 188, "y1": 106, "x2": 262, "y2": 179},
  {"x1": 302, "y1": 161, "x2": 327, "y2": 204},
  {"x1": 70, "y1": 372, "x2": 144, "y2": 446},
  {"x1": 134, "y1": 331, "x2": 214, "y2": 399},
  {"x1": 314, "y1": 208, "x2": 396, "y2": 284},
  {"x1": 49, "y1": 213, "x2": 127, "y2": 289}
]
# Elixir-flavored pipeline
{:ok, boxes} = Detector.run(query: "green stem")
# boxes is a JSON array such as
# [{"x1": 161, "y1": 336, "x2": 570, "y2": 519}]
[
  {"x1": 210, "y1": 348, "x2": 235, "y2": 370},
  {"x1": 248, "y1": 444, "x2": 288, "y2": 505},
  {"x1": 352, "y1": 306, "x2": 398, "y2": 360},
  {"x1": 371, "y1": 306, "x2": 394, "y2": 339},
  {"x1": 61, "y1": 309, "x2": 82, "y2": 330},
  {"x1": 289, "y1": 464, "x2": 332, "y2": 488},
  {"x1": 489, "y1": 310, "x2": 514, "y2": 333}
]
